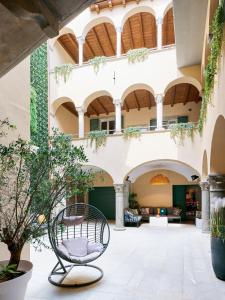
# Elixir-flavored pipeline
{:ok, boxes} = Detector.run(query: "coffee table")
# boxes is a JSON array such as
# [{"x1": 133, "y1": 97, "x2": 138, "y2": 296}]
[{"x1": 149, "y1": 216, "x2": 168, "y2": 227}]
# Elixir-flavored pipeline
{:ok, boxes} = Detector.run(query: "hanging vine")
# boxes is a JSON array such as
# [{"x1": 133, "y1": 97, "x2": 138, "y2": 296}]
[
  {"x1": 123, "y1": 127, "x2": 141, "y2": 139},
  {"x1": 88, "y1": 130, "x2": 107, "y2": 150},
  {"x1": 169, "y1": 123, "x2": 197, "y2": 144},
  {"x1": 54, "y1": 64, "x2": 74, "y2": 83},
  {"x1": 89, "y1": 56, "x2": 107, "y2": 73},
  {"x1": 198, "y1": 0, "x2": 224, "y2": 133},
  {"x1": 127, "y1": 48, "x2": 150, "y2": 63}
]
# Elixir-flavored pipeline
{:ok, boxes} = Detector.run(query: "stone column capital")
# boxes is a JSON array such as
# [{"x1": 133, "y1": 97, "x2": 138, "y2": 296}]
[
  {"x1": 114, "y1": 184, "x2": 124, "y2": 193},
  {"x1": 200, "y1": 181, "x2": 210, "y2": 191},
  {"x1": 207, "y1": 174, "x2": 225, "y2": 191},
  {"x1": 116, "y1": 26, "x2": 122, "y2": 33},
  {"x1": 156, "y1": 17, "x2": 163, "y2": 25},
  {"x1": 113, "y1": 99, "x2": 122, "y2": 106},
  {"x1": 77, "y1": 36, "x2": 85, "y2": 44},
  {"x1": 155, "y1": 94, "x2": 164, "y2": 104},
  {"x1": 76, "y1": 107, "x2": 85, "y2": 115}
]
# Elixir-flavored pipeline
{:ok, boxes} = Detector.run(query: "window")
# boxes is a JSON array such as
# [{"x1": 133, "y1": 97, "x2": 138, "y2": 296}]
[{"x1": 100, "y1": 118, "x2": 115, "y2": 134}]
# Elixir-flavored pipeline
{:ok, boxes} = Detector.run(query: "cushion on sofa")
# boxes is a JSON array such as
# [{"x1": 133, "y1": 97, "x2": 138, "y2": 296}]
[
  {"x1": 160, "y1": 208, "x2": 167, "y2": 216},
  {"x1": 173, "y1": 207, "x2": 182, "y2": 216},
  {"x1": 167, "y1": 207, "x2": 174, "y2": 215},
  {"x1": 140, "y1": 207, "x2": 150, "y2": 215}
]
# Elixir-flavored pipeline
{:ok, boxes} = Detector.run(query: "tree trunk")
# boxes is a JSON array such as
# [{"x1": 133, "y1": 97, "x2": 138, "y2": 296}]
[{"x1": 8, "y1": 245, "x2": 23, "y2": 268}]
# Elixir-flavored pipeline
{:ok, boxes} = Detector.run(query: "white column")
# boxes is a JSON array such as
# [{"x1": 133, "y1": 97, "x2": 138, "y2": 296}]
[
  {"x1": 77, "y1": 36, "x2": 84, "y2": 66},
  {"x1": 113, "y1": 99, "x2": 122, "y2": 133},
  {"x1": 200, "y1": 181, "x2": 210, "y2": 233},
  {"x1": 77, "y1": 107, "x2": 84, "y2": 138},
  {"x1": 114, "y1": 184, "x2": 126, "y2": 231},
  {"x1": 157, "y1": 17, "x2": 163, "y2": 50},
  {"x1": 116, "y1": 26, "x2": 122, "y2": 58},
  {"x1": 155, "y1": 94, "x2": 164, "y2": 130}
]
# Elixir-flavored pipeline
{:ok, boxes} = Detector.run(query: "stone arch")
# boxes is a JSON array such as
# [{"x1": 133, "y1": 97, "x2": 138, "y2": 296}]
[
  {"x1": 83, "y1": 90, "x2": 113, "y2": 112},
  {"x1": 52, "y1": 97, "x2": 77, "y2": 114},
  {"x1": 123, "y1": 159, "x2": 200, "y2": 183},
  {"x1": 164, "y1": 77, "x2": 202, "y2": 94},
  {"x1": 163, "y1": 2, "x2": 173, "y2": 17},
  {"x1": 121, "y1": 5, "x2": 156, "y2": 28},
  {"x1": 121, "y1": 83, "x2": 155, "y2": 103},
  {"x1": 85, "y1": 165, "x2": 114, "y2": 186},
  {"x1": 202, "y1": 150, "x2": 208, "y2": 180},
  {"x1": 162, "y1": 6, "x2": 175, "y2": 47},
  {"x1": 82, "y1": 16, "x2": 115, "y2": 39},
  {"x1": 210, "y1": 115, "x2": 225, "y2": 173}
]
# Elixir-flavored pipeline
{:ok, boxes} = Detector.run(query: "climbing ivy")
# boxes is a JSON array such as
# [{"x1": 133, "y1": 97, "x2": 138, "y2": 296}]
[
  {"x1": 198, "y1": 0, "x2": 225, "y2": 133},
  {"x1": 30, "y1": 86, "x2": 37, "y2": 135},
  {"x1": 30, "y1": 43, "x2": 48, "y2": 147}
]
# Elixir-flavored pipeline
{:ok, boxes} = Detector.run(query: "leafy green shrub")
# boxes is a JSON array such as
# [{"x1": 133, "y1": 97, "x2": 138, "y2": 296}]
[
  {"x1": 88, "y1": 130, "x2": 107, "y2": 150},
  {"x1": 211, "y1": 202, "x2": 225, "y2": 240}
]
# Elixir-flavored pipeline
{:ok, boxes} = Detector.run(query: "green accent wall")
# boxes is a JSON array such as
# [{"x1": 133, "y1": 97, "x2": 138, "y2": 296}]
[
  {"x1": 178, "y1": 116, "x2": 188, "y2": 123},
  {"x1": 173, "y1": 185, "x2": 186, "y2": 220},
  {"x1": 89, "y1": 187, "x2": 115, "y2": 219},
  {"x1": 90, "y1": 119, "x2": 99, "y2": 131}
]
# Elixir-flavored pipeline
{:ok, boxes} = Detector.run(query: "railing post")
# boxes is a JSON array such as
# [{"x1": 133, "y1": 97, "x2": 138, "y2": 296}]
[
  {"x1": 77, "y1": 107, "x2": 85, "y2": 138},
  {"x1": 116, "y1": 26, "x2": 122, "y2": 58},
  {"x1": 77, "y1": 36, "x2": 84, "y2": 66},
  {"x1": 113, "y1": 99, "x2": 122, "y2": 133},
  {"x1": 155, "y1": 94, "x2": 164, "y2": 130},
  {"x1": 157, "y1": 17, "x2": 163, "y2": 50}
]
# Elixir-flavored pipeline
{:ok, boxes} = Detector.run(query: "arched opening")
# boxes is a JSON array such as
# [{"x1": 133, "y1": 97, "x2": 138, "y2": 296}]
[
  {"x1": 54, "y1": 99, "x2": 78, "y2": 136},
  {"x1": 162, "y1": 7, "x2": 175, "y2": 47},
  {"x1": 202, "y1": 150, "x2": 208, "y2": 180},
  {"x1": 122, "y1": 87, "x2": 155, "y2": 130},
  {"x1": 85, "y1": 93, "x2": 115, "y2": 134},
  {"x1": 163, "y1": 82, "x2": 201, "y2": 126},
  {"x1": 210, "y1": 115, "x2": 225, "y2": 173},
  {"x1": 125, "y1": 160, "x2": 201, "y2": 223},
  {"x1": 83, "y1": 22, "x2": 116, "y2": 61},
  {"x1": 122, "y1": 12, "x2": 157, "y2": 53}
]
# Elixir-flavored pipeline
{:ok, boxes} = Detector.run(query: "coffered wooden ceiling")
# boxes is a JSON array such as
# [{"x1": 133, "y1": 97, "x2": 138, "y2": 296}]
[
  {"x1": 123, "y1": 90, "x2": 155, "y2": 111},
  {"x1": 86, "y1": 96, "x2": 114, "y2": 116},
  {"x1": 162, "y1": 8, "x2": 175, "y2": 46},
  {"x1": 164, "y1": 83, "x2": 201, "y2": 106}
]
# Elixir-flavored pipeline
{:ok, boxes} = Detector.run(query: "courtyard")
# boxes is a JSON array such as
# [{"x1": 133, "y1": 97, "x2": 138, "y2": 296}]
[{"x1": 26, "y1": 224, "x2": 225, "y2": 300}]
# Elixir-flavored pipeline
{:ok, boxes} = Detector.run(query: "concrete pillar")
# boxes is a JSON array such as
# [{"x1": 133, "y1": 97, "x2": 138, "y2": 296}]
[
  {"x1": 157, "y1": 17, "x2": 163, "y2": 50},
  {"x1": 114, "y1": 184, "x2": 126, "y2": 230},
  {"x1": 207, "y1": 174, "x2": 225, "y2": 212},
  {"x1": 77, "y1": 107, "x2": 84, "y2": 138},
  {"x1": 200, "y1": 181, "x2": 210, "y2": 233},
  {"x1": 155, "y1": 94, "x2": 164, "y2": 130},
  {"x1": 77, "y1": 36, "x2": 84, "y2": 66},
  {"x1": 113, "y1": 99, "x2": 122, "y2": 133},
  {"x1": 116, "y1": 26, "x2": 122, "y2": 58}
]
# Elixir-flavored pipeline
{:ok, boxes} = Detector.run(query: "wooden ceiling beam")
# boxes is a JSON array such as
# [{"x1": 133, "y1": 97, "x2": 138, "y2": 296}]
[
  {"x1": 147, "y1": 91, "x2": 151, "y2": 109},
  {"x1": 183, "y1": 85, "x2": 191, "y2": 106},
  {"x1": 139, "y1": 13, "x2": 145, "y2": 47},
  {"x1": 124, "y1": 99, "x2": 129, "y2": 112},
  {"x1": 85, "y1": 39, "x2": 95, "y2": 58},
  {"x1": 66, "y1": 34, "x2": 79, "y2": 63},
  {"x1": 128, "y1": 19, "x2": 134, "y2": 49},
  {"x1": 93, "y1": 27, "x2": 107, "y2": 56},
  {"x1": 63, "y1": 103, "x2": 77, "y2": 117},
  {"x1": 90, "y1": 103, "x2": 99, "y2": 116},
  {"x1": 58, "y1": 39, "x2": 76, "y2": 63},
  {"x1": 103, "y1": 23, "x2": 115, "y2": 54},
  {"x1": 134, "y1": 91, "x2": 140, "y2": 110},
  {"x1": 97, "y1": 97, "x2": 109, "y2": 115},
  {"x1": 171, "y1": 86, "x2": 176, "y2": 107}
]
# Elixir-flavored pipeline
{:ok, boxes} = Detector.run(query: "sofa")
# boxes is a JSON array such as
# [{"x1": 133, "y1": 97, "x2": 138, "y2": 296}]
[
  {"x1": 139, "y1": 207, "x2": 182, "y2": 223},
  {"x1": 124, "y1": 208, "x2": 142, "y2": 227}
]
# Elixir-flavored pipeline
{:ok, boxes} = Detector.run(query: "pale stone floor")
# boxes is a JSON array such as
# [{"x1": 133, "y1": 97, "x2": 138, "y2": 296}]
[{"x1": 26, "y1": 223, "x2": 225, "y2": 300}]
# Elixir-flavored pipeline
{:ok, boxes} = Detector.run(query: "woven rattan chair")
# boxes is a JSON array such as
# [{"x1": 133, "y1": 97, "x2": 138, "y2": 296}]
[{"x1": 48, "y1": 203, "x2": 110, "y2": 287}]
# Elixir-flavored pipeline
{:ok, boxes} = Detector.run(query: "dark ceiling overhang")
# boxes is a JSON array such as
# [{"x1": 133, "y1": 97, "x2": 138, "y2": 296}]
[{"x1": 0, "y1": 0, "x2": 95, "y2": 78}]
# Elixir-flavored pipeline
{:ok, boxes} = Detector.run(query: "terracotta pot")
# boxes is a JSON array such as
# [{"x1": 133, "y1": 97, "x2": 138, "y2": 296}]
[
  {"x1": 211, "y1": 237, "x2": 225, "y2": 281},
  {"x1": 0, "y1": 260, "x2": 32, "y2": 300}
]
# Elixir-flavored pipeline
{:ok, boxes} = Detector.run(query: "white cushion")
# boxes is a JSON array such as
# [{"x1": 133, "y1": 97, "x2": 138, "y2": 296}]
[
  {"x1": 62, "y1": 216, "x2": 84, "y2": 226},
  {"x1": 70, "y1": 252, "x2": 100, "y2": 263},
  {"x1": 62, "y1": 237, "x2": 88, "y2": 257},
  {"x1": 87, "y1": 242, "x2": 103, "y2": 254},
  {"x1": 57, "y1": 244, "x2": 70, "y2": 257}
]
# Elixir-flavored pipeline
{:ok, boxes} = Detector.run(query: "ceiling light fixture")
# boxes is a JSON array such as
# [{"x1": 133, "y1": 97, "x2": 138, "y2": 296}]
[{"x1": 150, "y1": 174, "x2": 170, "y2": 185}]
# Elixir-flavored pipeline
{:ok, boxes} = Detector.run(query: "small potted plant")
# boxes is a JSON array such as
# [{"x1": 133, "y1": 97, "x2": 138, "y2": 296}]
[
  {"x1": 0, "y1": 121, "x2": 93, "y2": 300},
  {"x1": 211, "y1": 197, "x2": 225, "y2": 281}
]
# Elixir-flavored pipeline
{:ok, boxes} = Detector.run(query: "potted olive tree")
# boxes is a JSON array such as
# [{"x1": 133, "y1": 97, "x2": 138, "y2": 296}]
[
  {"x1": 211, "y1": 197, "x2": 225, "y2": 281},
  {"x1": 0, "y1": 121, "x2": 94, "y2": 300}
]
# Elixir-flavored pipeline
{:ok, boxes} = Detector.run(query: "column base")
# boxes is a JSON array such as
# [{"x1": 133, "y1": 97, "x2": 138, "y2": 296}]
[
  {"x1": 155, "y1": 127, "x2": 165, "y2": 131},
  {"x1": 113, "y1": 131, "x2": 122, "y2": 135},
  {"x1": 113, "y1": 226, "x2": 126, "y2": 231}
]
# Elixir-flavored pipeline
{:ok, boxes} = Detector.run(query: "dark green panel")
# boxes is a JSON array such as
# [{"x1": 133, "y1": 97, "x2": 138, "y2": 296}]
[
  {"x1": 90, "y1": 119, "x2": 99, "y2": 131},
  {"x1": 150, "y1": 119, "x2": 157, "y2": 130},
  {"x1": 178, "y1": 116, "x2": 188, "y2": 123},
  {"x1": 121, "y1": 115, "x2": 124, "y2": 129},
  {"x1": 89, "y1": 187, "x2": 115, "y2": 219},
  {"x1": 173, "y1": 185, "x2": 186, "y2": 220}
]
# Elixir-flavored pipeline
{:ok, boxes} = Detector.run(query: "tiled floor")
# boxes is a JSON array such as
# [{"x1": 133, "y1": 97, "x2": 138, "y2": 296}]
[{"x1": 26, "y1": 223, "x2": 225, "y2": 300}]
